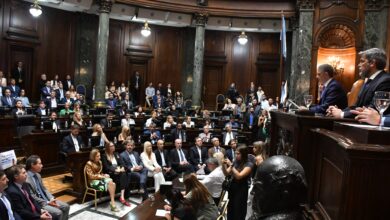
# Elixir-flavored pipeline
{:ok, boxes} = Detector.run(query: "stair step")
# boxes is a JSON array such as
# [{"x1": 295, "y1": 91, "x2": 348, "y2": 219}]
[{"x1": 56, "y1": 194, "x2": 78, "y2": 205}]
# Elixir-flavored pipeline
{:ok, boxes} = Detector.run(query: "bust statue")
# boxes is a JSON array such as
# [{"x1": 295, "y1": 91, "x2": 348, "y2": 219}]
[{"x1": 250, "y1": 155, "x2": 307, "y2": 220}]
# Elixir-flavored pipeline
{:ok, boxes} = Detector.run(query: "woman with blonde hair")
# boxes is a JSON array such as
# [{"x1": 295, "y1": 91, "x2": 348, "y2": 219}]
[
  {"x1": 183, "y1": 174, "x2": 218, "y2": 219},
  {"x1": 252, "y1": 141, "x2": 267, "y2": 166},
  {"x1": 140, "y1": 141, "x2": 165, "y2": 192},
  {"x1": 85, "y1": 149, "x2": 119, "y2": 211},
  {"x1": 91, "y1": 123, "x2": 110, "y2": 147},
  {"x1": 72, "y1": 111, "x2": 86, "y2": 128},
  {"x1": 163, "y1": 115, "x2": 176, "y2": 129},
  {"x1": 118, "y1": 125, "x2": 132, "y2": 142}
]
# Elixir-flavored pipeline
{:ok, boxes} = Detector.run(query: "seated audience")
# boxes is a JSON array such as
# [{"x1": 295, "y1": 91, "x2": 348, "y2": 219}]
[
  {"x1": 141, "y1": 141, "x2": 166, "y2": 192},
  {"x1": 101, "y1": 142, "x2": 131, "y2": 207},
  {"x1": 134, "y1": 106, "x2": 145, "y2": 118},
  {"x1": 1, "y1": 88, "x2": 15, "y2": 107},
  {"x1": 60, "y1": 91, "x2": 74, "y2": 105},
  {"x1": 68, "y1": 85, "x2": 77, "y2": 99},
  {"x1": 91, "y1": 123, "x2": 110, "y2": 147},
  {"x1": 12, "y1": 100, "x2": 26, "y2": 116},
  {"x1": 154, "y1": 140, "x2": 177, "y2": 181},
  {"x1": 59, "y1": 102, "x2": 74, "y2": 116},
  {"x1": 99, "y1": 112, "x2": 114, "y2": 128},
  {"x1": 222, "y1": 146, "x2": 253, "y2": 220},
  {"x1": 143, "y1": 123, "x2": 161, "y2": 144},
  {"x1": 45, "y1": 90, "x2": 58, "y2": 110},
  {"x1": 35, "y1": 100, "x2": 48, "y2": 116},
  {"x1": 201, "y1": 156, "x2": 225, "y2": 205},
  {"x1": 223, "y1": 98, "x2": 237, "y2": 111},
  {"x1": 71, "y1": 112, "x2": 86, "y2": 129},
  {"x1": 105, "y1": 93, "x2": 117, "y2": 109},
  {"x1": 163, "y1": 115, "x2": 176, "y2": 129},
  {"x1": 222, "y1": 124, "x2": 237, "y2": 146},
  {"x1": 120, "y1": 93, "x2": 133, "y2": 110},
  {"x1": 226, "y1": 139, "x2": 238, "y2": 163},
  {"x1": 145, "y1": 110, "x2": 160, "y2": 128},
  {"x1": 16, "y1": 89, "x2": 31, "y2": 107},
  {"x1": 41, "y1": 80, "x2": 52, "y2": 100},
  {"x1": 47, "y1": 111, "x2": 60, "y2": 132},
  {"x1": 5, "y1": 165, "x2": 52, "y2": 220},
  {"x1": 26, "y1": 155, "x2": 70, "y2": 220},
  {"x1": 198, "y1": 126, "x2": 212, "y2": 143},
  {"x1": 0, "y1": 169, "x2": 22, "y2": 220},
  {"x1": 208, "y1": 137, "x2": 226, "y2": 158},
  {"x1": 120, "y1": 140, "x2": 148, "y2": 201},
  {"x1": 169, "y1": 139, "x2": 192, "y2": 173},
  {"x1": 171, "y1": 123, "x2": 186, "y2": 142},
  {"x1": 182, "y1": 116, "x2": 195, "y2": 128},
  {"x1": 118, "y1": 125, "x2": 132, "y2": 142},
  {"x1": 121, "y1": 111, "x2": 135, "y2": 127},
  {"x1": 8, "y1": 78, "x2": 20, "y2": 98},
  {"x1": 145, "y1": 82, "x2": 155, "y2": 107},
  {"x1": 189, "y1": 137, "x2": 208, "y2": 172},
  {"x1": 61, "y1": 125, "x2": 84, "y2": 153},
  {"x1": 85, "y1": 149, "x2": 119, "y2": 211},
  {"x1": 73, "y1": 102, "x2": 84, "y2": 116}
]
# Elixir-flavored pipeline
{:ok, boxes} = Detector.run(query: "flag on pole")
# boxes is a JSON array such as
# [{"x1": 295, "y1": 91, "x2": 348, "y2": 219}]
[
  {"x1": 281, "y1": 80, "x2": 288, "y2": 104},
  {"x1": 280, "y1": 13, "x2": 287, "y2": 59}
]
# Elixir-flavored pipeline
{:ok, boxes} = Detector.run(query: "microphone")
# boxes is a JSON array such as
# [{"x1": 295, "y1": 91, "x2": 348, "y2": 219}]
[{"x1": 287, "y1": 99, "x2": 300, "y2": 109}]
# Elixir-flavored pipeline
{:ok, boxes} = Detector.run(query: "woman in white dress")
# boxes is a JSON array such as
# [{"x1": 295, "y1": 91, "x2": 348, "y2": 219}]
[{"x1": 141, "y1": 141, "x2": 165, "y2": 192}]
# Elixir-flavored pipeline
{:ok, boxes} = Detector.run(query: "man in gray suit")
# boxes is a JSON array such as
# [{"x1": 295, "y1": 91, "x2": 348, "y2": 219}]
[{"x1": 25, "y1": 155, "x2": 70, "y2": 220}]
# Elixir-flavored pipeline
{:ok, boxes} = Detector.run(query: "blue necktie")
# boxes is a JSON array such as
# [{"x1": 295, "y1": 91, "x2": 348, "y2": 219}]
[{"x1": 34, "y1": 174, "x2": 49, "y2": 201}]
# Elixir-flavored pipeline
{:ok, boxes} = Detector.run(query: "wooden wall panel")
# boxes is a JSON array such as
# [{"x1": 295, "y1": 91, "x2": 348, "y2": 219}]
[{"x1": 107, "y1": 21, "x2": 126, "y2": 85}]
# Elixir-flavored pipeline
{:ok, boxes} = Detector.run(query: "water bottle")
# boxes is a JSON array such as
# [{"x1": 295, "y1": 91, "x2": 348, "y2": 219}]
[
  {"x1": 108, "y1": 120, "x2": 112, "y2": 128},
  {"x1": 86, "y1": 108, "x2": 90, "y2": 115},
  {"x1": 184, "y1": 111, "x2": 186, "y2": 117},
  {"x1": 88, "y1": 138, "x2": 91, "y2": 147},
  {"x1": 241, "y1": 123, "x2": 244, "y2": 130},
  {"x1": 64, "y1": 120, "x2": 68, "y2": 129},
  {"x1": 89, "y1": 120, "x2": 92, "y2": 127},
  {"x1": 40, "y1": 121, "x2": 44, "y2": 130},
  {"x1": 114, "y1": 137, "x2": 117, "y2": 145},
  {"x1": 183, "y1": 131, "x2": 187, "y2": 142},
  {"x1": 47, "y1": 108, "x2": 50, "y2": 115},
  {"x1": 162, "y1": 134, "x2": 165, "y2": 141},
  {"x1": 138, "y1": 135, "x2": 142, "y2": 144}
]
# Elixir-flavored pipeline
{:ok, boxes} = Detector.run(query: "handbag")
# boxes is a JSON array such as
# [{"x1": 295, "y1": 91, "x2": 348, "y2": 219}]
[{"x1": 222, "y1": 175, "x2": 233, "y2": 191}]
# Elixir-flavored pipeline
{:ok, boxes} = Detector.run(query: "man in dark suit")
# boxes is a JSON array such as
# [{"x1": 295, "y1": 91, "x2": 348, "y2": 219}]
[
  {"x1": 301, "y1": 64, "x2": 347, "y2": 114},
  {"x1": 60, "y1": 91, "x2": 74, "y2": 104},
  {"x1": 41, "y1": 81, "x2": 52, "y2": 100},
  {"x1": 226, "y1": 139, "x2": 238, "y2": 162},
  {"x1": 5, "y1": 165, "x2": 52, "y2": 220},
  {"x1": 208, "y1": 137, "x2": 226, "y2": 158},
  {"x1": 170, "y1": 123, "x2": 186, "y2": 142},
  {"x1": 8, "y1": 79, "x2": 20, "y2": 98},
  {"x1": 1, "y1": 88, "x2": 15, "y2": 107},
  {"x1": 11, "y1": 61, "x2": 25, "y2": 87},
  {"x1": 105, "y1": 93, "x2": 117, "y2": 109},
  {"x1": 61, "y1": 125, "x2": 84, "y2": 153},
  {"x1": 63, "y1": 74, "x2": 73, "y2": 92},
  {"x1": 154, "y1": 139, "x2": 177, "y2": 181},
  {"x1": 25, "y1": 155, "x2": 70, "y2": 220},
  {"x1": 169, "y1": 138, "x2": 192, "y2": 173},
  {"x1": 120, "y1": 140, "x2": 148, "y2": 200},
  {"x1": 189, "y1": 137, "x2": 209, "y2": 172},
  {"x1": 35, "y1": 100, "x2": 48, "y2": 116},
  {"x1": 46, "y1": 111, "x2": 61, "y2": 132},
  {"x1": 0, "y1": 170, "x2": 22, "y2": 220},
  {"x1": 222, "y1": 124, "x2": 237, "y2": 146},
  {"x1": 328, "y1": 48, "x2": 390, "y2": 118}
]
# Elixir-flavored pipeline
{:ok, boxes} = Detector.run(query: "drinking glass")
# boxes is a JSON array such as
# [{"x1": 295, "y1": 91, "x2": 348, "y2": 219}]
[
  {"x1": 304, "y1": 95, "x2": 313, "y2": 108},
  {"x1": 374, "y1": 91, "x2": 390, "y2": 130}
]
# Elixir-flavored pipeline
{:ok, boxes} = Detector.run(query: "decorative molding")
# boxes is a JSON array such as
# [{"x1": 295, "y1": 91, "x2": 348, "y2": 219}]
[
  {"x1": 297, "y1": 0, "x2": 315, "y2": 10},
  {"x1": 194, "y1": 13, "x2": 208, "y2": 26},
  {"x1": 256, "y1": 53, "x2": 279, "y2": 70},
  {"x1": 365, "y1": 0, "x2": 386, "y2": 11},
  {"x1": 276, "y1": 128, "x2": 294, "y2": 156},
  {"x1": 318, "y1": 24, "x2": 355, "y2": 48},
  {"x1": 125, "y1": 44, "x2": 153, "y2": 61},
  {"x1": 98, "y1": 0, "x2": 114, "y2": 13}
]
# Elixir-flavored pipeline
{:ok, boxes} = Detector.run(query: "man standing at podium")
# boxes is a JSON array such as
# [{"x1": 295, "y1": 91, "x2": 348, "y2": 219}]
[
  {"x1": 327, "y1": 48, "x2": 390, "y2": 118},
  {"x1": 300, "y1": 64, "x2": 347, "y2": 114}
]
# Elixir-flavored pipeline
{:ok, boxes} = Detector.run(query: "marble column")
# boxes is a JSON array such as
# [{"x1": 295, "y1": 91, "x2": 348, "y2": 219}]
[
  {"x1": 363, "y1": 0, "x2": 388, "y2": 50},
  {"x1": 289, "y1": 1, "x2": 314, "y2": 103},
  {"x1": 192, "y1": 13, "x2": 208, "y2": 107},
  {"x1": 94, "y1": 0, "x2": 113, "y2": 106}
]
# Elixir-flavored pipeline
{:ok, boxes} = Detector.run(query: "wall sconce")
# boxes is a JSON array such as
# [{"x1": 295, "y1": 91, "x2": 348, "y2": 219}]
[
  {"x1": 238, "y1": 32, "x2": 248, "y2": 45},
  {"x1": 141, "y1": 21, "x2": 151, "y2": 37},
  {"x1": 30, "y1": 0, "x2": 42, "y2": 17},
  {"x1": 327, "y1": 56, "x2": 345, "y2": 75}
]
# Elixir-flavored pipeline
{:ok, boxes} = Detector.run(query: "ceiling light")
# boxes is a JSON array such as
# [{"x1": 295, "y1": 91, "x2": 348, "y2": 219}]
[
  {"x1": 30, "y1": 0, "x2": 42, "y2": 17},
  {"x1": 141, "y1": 21, "x2": 151, "y2": 37},
  {"x1": 238, "y1": 32, "x2": 248, "y2": 45}
]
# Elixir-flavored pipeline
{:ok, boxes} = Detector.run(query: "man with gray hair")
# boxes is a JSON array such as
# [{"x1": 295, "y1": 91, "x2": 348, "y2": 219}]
[
  {"x1": 208, "y1": 137, "x2": 226, "y2": 158},
  {"x1": 327, "y1": 48, "x2": 390, "y2": 118},
  {"x1": 201, "y1": 155, "x2": 225, "y2": 205}
]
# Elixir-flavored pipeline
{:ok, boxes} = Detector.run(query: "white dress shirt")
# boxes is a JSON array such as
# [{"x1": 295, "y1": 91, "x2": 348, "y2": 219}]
[{"x1": 201, "y1": 166, "x2": 225, "y2": 198}]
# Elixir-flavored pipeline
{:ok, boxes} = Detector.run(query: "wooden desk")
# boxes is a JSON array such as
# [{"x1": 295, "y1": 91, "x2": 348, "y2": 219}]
[
  {"x1": 121, "y1": 178, "x2": 185, "y2": 220},
  {"x1": 309, "y1": 128, "x2": 390, "y2": 219}
]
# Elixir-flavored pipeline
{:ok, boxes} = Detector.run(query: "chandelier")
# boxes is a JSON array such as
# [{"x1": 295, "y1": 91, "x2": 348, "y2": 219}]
[
  {"x1": 141, "y1": 21, "x2": 151, "y2": 37},
  {"x1": 327, "y1": 56, "x2": 344, "y2": 75},
  {"x1": 30, "y1": 0, "x2": 42, "y2": 17},
  {"x1": 238, "y1": 32, "x2": 248, "y2": 45}
]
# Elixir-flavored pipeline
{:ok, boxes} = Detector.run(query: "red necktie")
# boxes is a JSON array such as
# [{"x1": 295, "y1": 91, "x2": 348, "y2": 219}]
[{"x1": 22, "y1": 188, "x2": 36, "y2": 213}]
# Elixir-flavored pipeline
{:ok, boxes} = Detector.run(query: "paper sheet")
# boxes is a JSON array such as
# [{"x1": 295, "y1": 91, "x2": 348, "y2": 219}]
[{"x1": 156, "y1": 209, "x2": 170, "y2": 217}]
